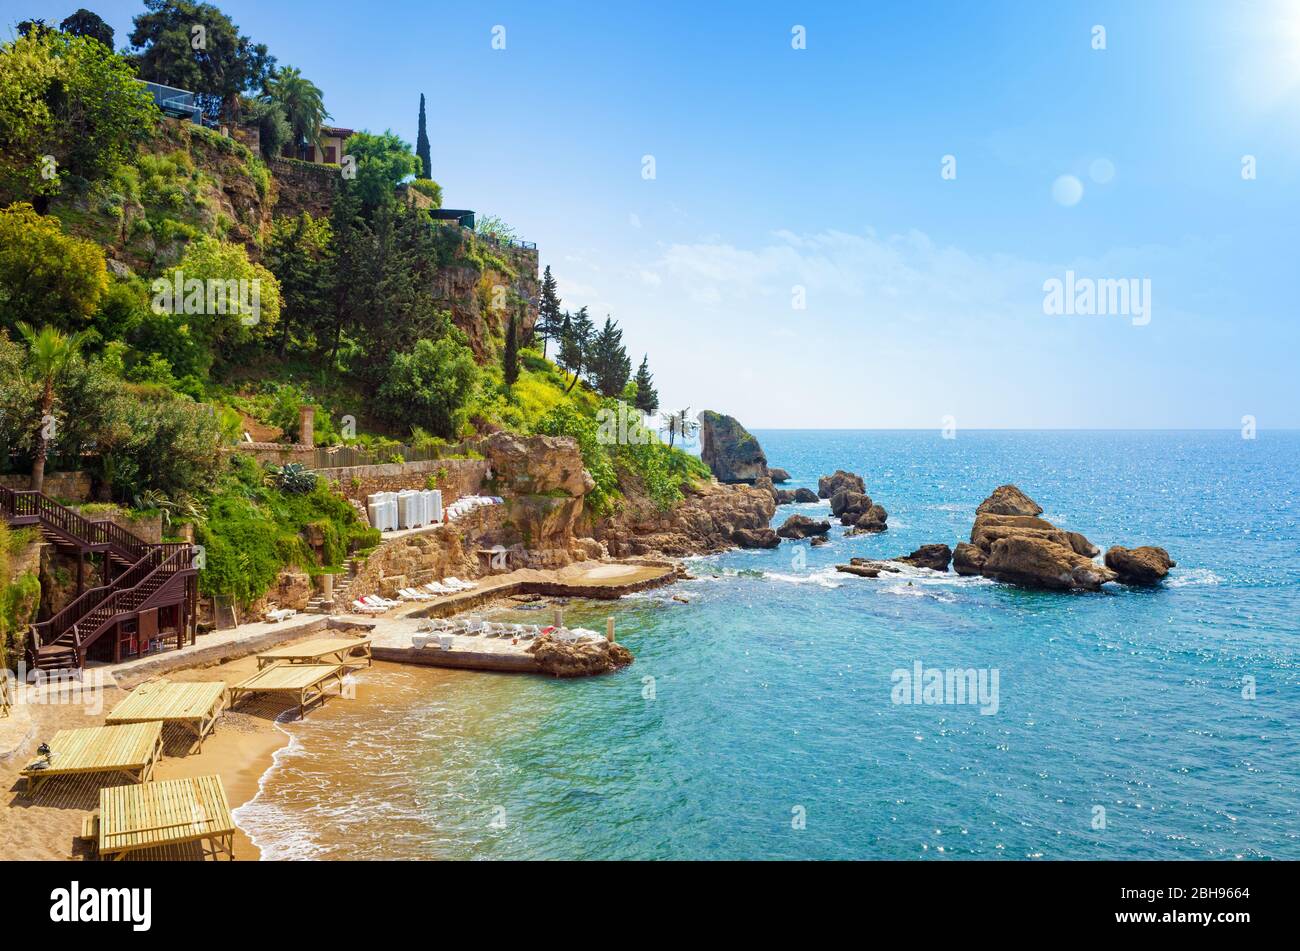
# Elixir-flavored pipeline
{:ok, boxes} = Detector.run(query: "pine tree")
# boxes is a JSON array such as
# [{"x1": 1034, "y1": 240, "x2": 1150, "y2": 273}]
[
  {"x1": 632, "y1": 355, "x2": 659, "y2": 414},
  {"x1": 536, "y1": 265, "x2": 562, "y2": 357},
  {"x1": 416, "y1": 93, "x2": 432, "y2": 180},
  {"x1": 503, "y1": 310, "x2": 520, "y2": 385},
  {"x1": 559, "y1": 307, "x2": 593, "y2": 393},
  {"x1": 588, "y1": 316, "x2": 632, "y2": 398}
]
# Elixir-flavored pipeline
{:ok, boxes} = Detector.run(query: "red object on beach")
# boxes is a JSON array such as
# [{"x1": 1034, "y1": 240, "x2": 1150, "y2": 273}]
[{"x1": 541, "y1": 626, "x2": 557, "y2": 634}]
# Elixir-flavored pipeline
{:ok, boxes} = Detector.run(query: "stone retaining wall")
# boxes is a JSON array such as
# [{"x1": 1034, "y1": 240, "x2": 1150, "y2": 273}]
[
  {"x1": 314, "y1": 458, "x2": 488, "y2": 505},
  {"x1": 0, "y1": 471, "x2": 92, "y2": 501}
]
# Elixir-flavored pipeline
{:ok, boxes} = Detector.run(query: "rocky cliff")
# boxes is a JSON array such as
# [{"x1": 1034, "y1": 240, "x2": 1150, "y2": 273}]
[{"x1": 699, "y1": 411, "x2": 768, "y2": 485}]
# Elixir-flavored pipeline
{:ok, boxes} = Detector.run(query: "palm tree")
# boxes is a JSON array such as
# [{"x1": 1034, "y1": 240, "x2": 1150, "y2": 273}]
[
  {"x1": 17, "y1": 323, "x2": 89, "y2": 494},
  {"x1": 264, "y1": 67, "x2": 330, "y2": 158}
]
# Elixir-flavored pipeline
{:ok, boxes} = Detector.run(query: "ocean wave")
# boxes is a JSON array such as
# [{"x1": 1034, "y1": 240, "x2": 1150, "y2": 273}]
[
  {"x1": 1167, "y1": 568, "x2": 1222, "y2": 587},
  {"x1": 686, "y1": 565, "x2": 844, "y2": 588}
]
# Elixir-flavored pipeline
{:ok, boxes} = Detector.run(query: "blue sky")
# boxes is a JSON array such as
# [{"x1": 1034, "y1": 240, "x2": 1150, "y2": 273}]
[{"x1": 11, "y1": 0, "x2": 1300, "y2": 427}]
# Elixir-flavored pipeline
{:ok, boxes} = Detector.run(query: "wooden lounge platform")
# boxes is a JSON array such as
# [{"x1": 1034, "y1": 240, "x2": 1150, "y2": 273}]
[
  {"x1": 229, "y1": 663, "x2": 345, "y2": 719},
  {"x1": 94, "y1": 774, "x2": 235, "y2": 860},
  {"x1": 256, "y1": 636, "x2": 372, "y2": 670},
  {"x1": 105, "y1": 680, "x2": 228, "y2": 753},
  {"x1": 20, "y1": 721, "x2": 163, "y2": 796}
]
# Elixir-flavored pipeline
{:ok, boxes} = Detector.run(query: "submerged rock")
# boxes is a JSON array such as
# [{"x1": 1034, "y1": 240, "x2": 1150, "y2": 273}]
[
  {"x1": 809, "y1": 536, "x2": 829, "y2": 547},
  {"x1": 699, "y1": 410, "x2": 768, "y2": 484},
  {"x1": 835, "y1": 563, "x2": 881, "y2": 578},
  {"x1": 895, "y1": 543, "x2": 952, "y2": 572},
  {"x1": 776, "y1": 514, "x2": 831, "y2": 539},
  {"x1": 1104, "y1": 546, "x2": 1176, "y2": 585}
]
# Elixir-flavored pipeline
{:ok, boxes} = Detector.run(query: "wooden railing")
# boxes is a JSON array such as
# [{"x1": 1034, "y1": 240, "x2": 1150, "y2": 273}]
[{"x1": 0, "y1": 487, "x2": 152, "y2": 561}]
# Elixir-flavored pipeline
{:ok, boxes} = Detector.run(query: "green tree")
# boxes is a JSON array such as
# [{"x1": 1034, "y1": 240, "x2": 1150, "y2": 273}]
[
  {"x1": 0, "y1": 204, "x2": 109, "y2": 335},
  {"x1": 587, "y1": 316, "x2": 632, "y2": 397},
  {"x1": 15, "y1": 323, "x2": 91, "y2": 494},
  {"x1": 266, "y1": 212, "x2": 335, "y2": 354},
  {"x1": 155, "y1": 237, "x2": 282, "y2": 370},
  {"x1": 379, "y1": 335, "x2": 480, "y2": 439},
  {"x1": 557, "y1": 307, "x2": 593, "y2": 394},
  {"x1": 535, "y1": 264, "x2": 562, "y2": 356},
  {"x1": 0, "y1": 32, "x2": 159, "y2": 204},
  {"x1": 128, "y1": 0, "x2": 274, "y2": 122},
  {"x1": 242, "y1": 96, "x2": 290, "y2": 160},
  {"x1": 342, "y1": 130, "x2": 420, "y2": 213},
  {"x1": 503, "y1": 310, "x2": 520, "y2": 386},
  {"x1": 265, "y1": 66, "x2": 330, "y2": 158},
  {"x1": 416, "y1": 92, "x2": 431, "y2": 179},
  {"x1": 59, "y1": 9, "x2": 115, "y2": 48},
  {"x1": 633, "y1": 354, "x2": 659, "y2": 415}
]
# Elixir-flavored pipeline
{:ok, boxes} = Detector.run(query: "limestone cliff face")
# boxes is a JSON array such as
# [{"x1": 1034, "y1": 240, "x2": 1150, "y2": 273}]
[{"x1": 431, "y1": 231, "x2": 540, "y2": 361}]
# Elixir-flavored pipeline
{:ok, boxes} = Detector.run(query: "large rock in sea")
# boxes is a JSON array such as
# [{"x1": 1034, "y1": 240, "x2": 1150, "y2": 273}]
[
  {"x1": 819, "y1": 470, "x2": 865, "y2": 499},
  {"x1": 960, "y1": 487, "x2": 1112, "y2": 591},
  {"x1": 699, "y1": 411, "x2": 768, "y2": 484},
  {"x1": 768, "y1": 467, "x2": 791, "y2": 483},
  {"x1": 895, "y1": 544, "x2": 952, "y2": 572},
  {"x1": 1104, "y1": 546, "x2": 1176, "y2": 585},
  {"x1": 982, "y1": 535, "x2": 1116, "y2": 591},
  {"x1": 731, "y1": 527, "x2": 781, "y2": 549},
  {"x1": 776, "y1": 514, "x2": 831, "y2": 540}
]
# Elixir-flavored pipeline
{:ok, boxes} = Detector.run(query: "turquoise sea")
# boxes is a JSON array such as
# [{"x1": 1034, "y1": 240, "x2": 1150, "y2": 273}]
[{"x1": 236, "y1": 431, "x2": 1300, "y2": 860}]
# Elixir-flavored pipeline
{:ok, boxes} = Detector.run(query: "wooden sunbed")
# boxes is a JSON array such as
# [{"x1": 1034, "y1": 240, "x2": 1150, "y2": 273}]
[
  {"x1": 255, "y1": 636, "x2": 373, "y2": 670},
  {"x1": 105, "y1": 680, "x2": 228, "y2": 753},
  {"x1": 97, "y1": 774, "x2": 235, "y2": 861},
  {"x1": 228, "y1": 663, "x2": 345, "y2": 719},
  {"x1": 20, "y1": 721, "x2": 164, "y2": 796}
]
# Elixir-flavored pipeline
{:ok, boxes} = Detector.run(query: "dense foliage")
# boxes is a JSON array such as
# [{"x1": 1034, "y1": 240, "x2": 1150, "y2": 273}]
[{"x1": 0, "y1": 31, "x2": 159, "y2": 204}]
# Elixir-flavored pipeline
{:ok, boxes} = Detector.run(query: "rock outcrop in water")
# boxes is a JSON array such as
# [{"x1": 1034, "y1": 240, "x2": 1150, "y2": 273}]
[
  {"x1": 818, "y1": 470, "x2": 865, "y2": 499},
  {"x1": 776, "y1": 514, "x2": 831, "y2": 540},
  {"x1": 775, "y1": 487, "x2": 818, "y2": 505},
  {"x1": 1104, "y1": 545, "x2": 1176, "y2": 585},
  {"x1": 895, "y1": 543, "x2": 953, "y2": 572},
  {"x1": 768, "y1": 467, "x2": 791, "y2": 483},
  {"x1": 699, "y1": 411, "x2": 768, "y2": 484},
  {"x1": 528, "y1": 632, "x2": 634, "y2": 677},
  {"x1": 961, "y1": 485, "x2": 1115, "y2": 591}
]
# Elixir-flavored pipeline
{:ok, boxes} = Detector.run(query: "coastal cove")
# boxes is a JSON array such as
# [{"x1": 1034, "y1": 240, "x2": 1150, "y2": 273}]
[{"x1": 231, "y1": 430, "x2": 1300, "y2": 861}]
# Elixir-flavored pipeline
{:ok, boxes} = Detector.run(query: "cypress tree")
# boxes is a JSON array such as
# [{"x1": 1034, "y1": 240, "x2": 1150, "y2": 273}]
[{"x1": 416, "y1": 93, "x2": 432, "y2": 179}]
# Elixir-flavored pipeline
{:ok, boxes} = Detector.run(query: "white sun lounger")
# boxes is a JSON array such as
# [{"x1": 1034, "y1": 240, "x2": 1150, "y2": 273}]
[
  {"x1": 352, "y1": 600, "x2": 385, "y2": 615},
  {"x1": 399, "y1": 588, "x2": 433, "y2": 601}
]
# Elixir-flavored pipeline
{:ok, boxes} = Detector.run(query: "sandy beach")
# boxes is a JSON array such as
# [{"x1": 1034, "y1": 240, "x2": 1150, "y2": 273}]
[{"x1": 0, "y1": 644, "x2": 333, "y2": 861}]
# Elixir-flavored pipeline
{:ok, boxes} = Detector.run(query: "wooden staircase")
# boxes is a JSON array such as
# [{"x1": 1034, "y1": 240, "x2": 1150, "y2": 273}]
[{"x1": 1, "y1": 487, "x2": 197, "y2": 671}]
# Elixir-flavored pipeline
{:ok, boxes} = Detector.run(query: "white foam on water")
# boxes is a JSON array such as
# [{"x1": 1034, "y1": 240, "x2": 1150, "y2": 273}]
[{"x1": 1167, "y1": 568, "x2": 1221, "y2": 587}]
